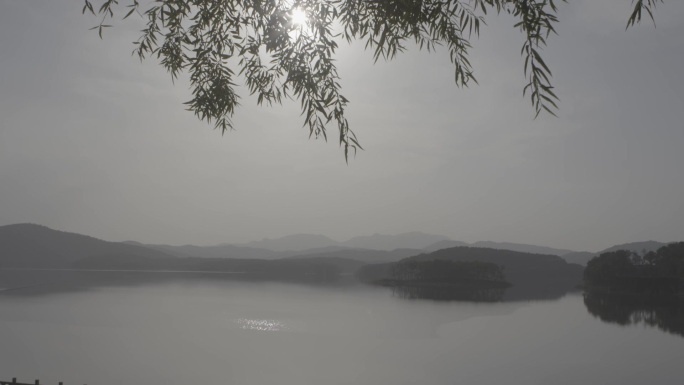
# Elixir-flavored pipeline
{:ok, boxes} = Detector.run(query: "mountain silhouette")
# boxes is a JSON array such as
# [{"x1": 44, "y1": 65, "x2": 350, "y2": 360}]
[
  {"x1": 422, "y1": 240, "x2": 470, "y2": 252},
  {"x1": 240, "y1": 234, "x2": 339, "y2": 252},
  {"x1": 0, "y1": 224, "x2": 349, "y2": 281},
  {"x1": 471, "y1": 241, "x2": 576, "y2": 256},
  {"x1": 237, "y1": 231, "x2": 452, "y2": 252},
  {"x1": 0, "y1": 223, "x2": 175, "y2": 268},
  {"x1": 598, "y1": 241, "x2": 669, "y2": 255},
  {"x1": 286, "y1": 248, "x2": 421, "y2": 265},
  {"x1": 342, "y1": 232, "x2": 451, "y2": 250},
  {"x1": 130, "y1": 243, "x2": 285, "y2": 260}
]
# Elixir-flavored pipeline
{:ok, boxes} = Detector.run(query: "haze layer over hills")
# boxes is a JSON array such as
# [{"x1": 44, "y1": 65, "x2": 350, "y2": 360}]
[
  {"x1": 0, "y1": 223, "x2": 672, "y2": 270},
  {"x1": 2, "y1": 222, "x2": 678, "y2": 302},
  {"x1": 239, "y1": 232, "x2": 451, "y2": 252}
]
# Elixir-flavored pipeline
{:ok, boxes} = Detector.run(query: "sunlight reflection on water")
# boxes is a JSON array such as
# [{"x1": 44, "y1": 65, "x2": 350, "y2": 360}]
[{"x1": 234, "y1": 318, "x2": 288, "y2": 332}]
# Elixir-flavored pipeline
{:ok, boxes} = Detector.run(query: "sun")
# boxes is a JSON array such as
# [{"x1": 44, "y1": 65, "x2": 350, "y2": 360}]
[{"x1": 291, "y1": 8, "x2": 308, "y2": 27}]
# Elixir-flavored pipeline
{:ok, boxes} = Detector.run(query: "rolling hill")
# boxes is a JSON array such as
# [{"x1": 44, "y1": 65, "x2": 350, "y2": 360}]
[
  {"x1": 358, "y1": 246, "x2": 584, "y2": 301},
  {"x1": 0, "y1": 223, "x2": 175, "y2": 268}
]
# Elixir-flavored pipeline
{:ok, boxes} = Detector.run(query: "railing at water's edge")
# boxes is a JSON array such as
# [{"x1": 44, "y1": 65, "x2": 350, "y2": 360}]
[{"x1": 0, "y1": 379, "x2": 86, "y2": 385}]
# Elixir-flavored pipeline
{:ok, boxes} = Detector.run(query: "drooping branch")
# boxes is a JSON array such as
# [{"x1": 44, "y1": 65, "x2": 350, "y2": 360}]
[{"x1": 82, "y1": 0, "x2": 662, "y2": 159}]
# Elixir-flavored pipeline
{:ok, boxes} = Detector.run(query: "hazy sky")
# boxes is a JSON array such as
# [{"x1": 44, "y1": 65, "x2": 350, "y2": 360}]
[{"x1": 1, "y1": 1, "x2": 683, "y2": 252}]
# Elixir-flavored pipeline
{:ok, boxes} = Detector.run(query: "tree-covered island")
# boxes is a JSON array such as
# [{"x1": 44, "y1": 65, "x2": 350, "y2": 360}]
[{"x1": 584, "y1": 242, "x2": 684, "y2": 296}]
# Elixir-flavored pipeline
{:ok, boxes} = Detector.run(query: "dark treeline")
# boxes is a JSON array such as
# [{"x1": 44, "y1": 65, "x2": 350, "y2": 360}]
[
  {"x1": 584, "y1": 242, "x2": 684, "y2": 295},
  {"x1": 359, "y1": 260, "x2": 509, "y2": 302},
  {"x1": 357, "y1": 247, "x2": 586, "y2": 301},
  {"x1": 390, "y1": 260, "x2": 507, "y2": 283}
]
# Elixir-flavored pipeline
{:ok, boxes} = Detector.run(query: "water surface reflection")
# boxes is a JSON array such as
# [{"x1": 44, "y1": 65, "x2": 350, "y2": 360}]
[
  {"x1": 583, "y1": 291, "x2": 684, "y2": 337},
  {"x1": 391, "y1": 285, "x2": 506, "y2": 302},
  {"x1": 2, "y1": 270, "x2": 684, "y2": 385}
]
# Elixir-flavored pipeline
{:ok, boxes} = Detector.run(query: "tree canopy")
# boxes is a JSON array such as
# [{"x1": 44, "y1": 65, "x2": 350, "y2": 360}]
[
  {"x1": 83, "y1": 0, "x2": 663, "y2": 159},
  {"x1": 584, "y1": 242, "x2": 684, "y2": 292}
]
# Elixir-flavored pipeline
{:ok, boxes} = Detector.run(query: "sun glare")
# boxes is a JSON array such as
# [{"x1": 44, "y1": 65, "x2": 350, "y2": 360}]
[{"x1": 291, "y1": 8, "x2": 308, "y2": 26}]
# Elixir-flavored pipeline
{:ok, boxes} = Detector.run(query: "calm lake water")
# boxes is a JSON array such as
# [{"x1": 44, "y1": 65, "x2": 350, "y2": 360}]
[{"x1": 1, "y1": 270, "x2": 683, "y2": 385}]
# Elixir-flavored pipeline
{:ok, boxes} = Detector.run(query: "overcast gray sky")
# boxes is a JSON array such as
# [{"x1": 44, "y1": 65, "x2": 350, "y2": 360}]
[{"x1": 1, "y1": 0, "x2": 683, "y2": 252}]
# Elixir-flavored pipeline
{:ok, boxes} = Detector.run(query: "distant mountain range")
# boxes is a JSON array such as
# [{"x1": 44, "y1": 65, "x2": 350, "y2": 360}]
[
  {"x1": 2, "y1": 223, "x2": 679, "y2": 300},
  {"x1": 0, "y1": 224, "x2": 353, "y2": 282},
  {"x1": 0, "y1": 223, "x2": 175, "y2": 268},
  {"x1": 235, "y1": 232, "x2": 601, "y2": 265},
  {"x1": 240, "y1": 231, "x2": 451, "y2": 252},
  {"x1": 470, "y1": 241, "x2": 577, "y2": 257},
  {"x1": 240, "y1": 234, "x2": 340, "y2": 252},
  {"x1": 286, "y1": 248, "x2": 422, "y2": 265},
  {"x1": 0, "y1": 224, "x2": 426, "y2": 272},
  {"x1": 232, "y1": 233, "x2": 618, "y2": 266},
  {"x1": 343, "y1": 232, "x2": 451, "y2": 251},
  {"x1": 0, "y1": 223, "x2": 674, "y2": 270},
  {"x1": 597, "y1": 241, "x2": 668, "y2": 255},
  {"x1": 124, "y1": 241, "x2": 286, "y2": 260}
]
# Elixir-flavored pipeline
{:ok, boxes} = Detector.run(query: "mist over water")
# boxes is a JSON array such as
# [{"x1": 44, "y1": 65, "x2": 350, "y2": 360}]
[
  {"x1": 2, "y1": 1, "x2": 683, "y2": 384},
  {"x1": 2, "y1": 271, "x2": 683, "y2": 385}
]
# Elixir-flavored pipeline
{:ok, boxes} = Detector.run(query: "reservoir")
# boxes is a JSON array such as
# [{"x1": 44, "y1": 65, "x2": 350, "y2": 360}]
[{"x1": 1, "y1": 269, "x2": 682, "y2": 385}]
